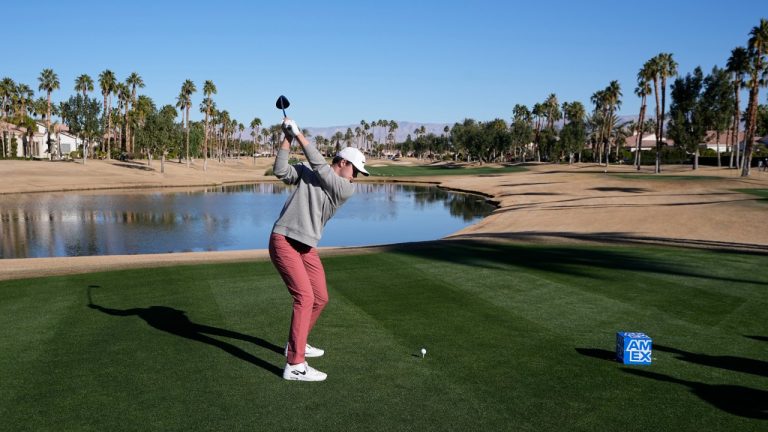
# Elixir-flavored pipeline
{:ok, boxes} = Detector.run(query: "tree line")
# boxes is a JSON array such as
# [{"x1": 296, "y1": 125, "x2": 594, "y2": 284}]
[{"x1": 1, "y1": 19, "x2": 766, "y2": 176}]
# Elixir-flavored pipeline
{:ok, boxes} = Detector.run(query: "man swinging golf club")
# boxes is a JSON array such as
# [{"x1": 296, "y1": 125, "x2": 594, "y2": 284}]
[{"x1": 270, "y1": 116, "x2": 368, "y2": 381}]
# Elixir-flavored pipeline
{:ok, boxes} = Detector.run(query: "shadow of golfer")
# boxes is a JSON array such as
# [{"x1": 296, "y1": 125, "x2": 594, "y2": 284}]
[
  {"x1": 575, "y1": 348, "x2": 617, "y2": 362},
  {"x1": 623, "y1": 369, "x2": 768, "y2": 420},
  {"x1": 654, "y1": 344, "x2": 768, "y2": 378},
  {"x1": 88, "y1": 297, "x2": 283, "y2": 376}
]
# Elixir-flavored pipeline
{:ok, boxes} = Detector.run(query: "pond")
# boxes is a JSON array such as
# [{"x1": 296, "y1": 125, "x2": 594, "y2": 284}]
[{"x1": 0, "y1": 183, "x2": 494, "y2": 259}]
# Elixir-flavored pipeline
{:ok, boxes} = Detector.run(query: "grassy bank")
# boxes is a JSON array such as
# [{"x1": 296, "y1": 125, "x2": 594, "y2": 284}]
[
  {"x1": 0, "y1": 241, "x2": 766, "y2": 431},
  {"x1": 735, "y1": 188, "x2": 768, "y2": 202},
  {"x1": 367, "y1": 164, "x2": 526, "y2": 177}
]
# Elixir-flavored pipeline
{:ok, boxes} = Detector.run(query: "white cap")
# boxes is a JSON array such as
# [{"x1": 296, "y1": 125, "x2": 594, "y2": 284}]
[{"x1": 337, "y1": 147, "x2": 369, "y2": 176}]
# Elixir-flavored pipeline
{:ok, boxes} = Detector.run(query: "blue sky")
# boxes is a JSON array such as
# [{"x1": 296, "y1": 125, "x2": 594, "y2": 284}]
[{"x1": 3, "y1": 1, "x2": 764, "y2": 127}]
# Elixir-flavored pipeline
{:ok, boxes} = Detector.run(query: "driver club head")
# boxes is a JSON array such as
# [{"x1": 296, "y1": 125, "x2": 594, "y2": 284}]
[{"x1": 276, "y1": 95, "x2": 290, "y2": 117}]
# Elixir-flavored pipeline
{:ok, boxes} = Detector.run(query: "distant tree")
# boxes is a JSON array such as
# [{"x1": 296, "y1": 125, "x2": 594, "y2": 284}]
[
  {"x1": 510, "y1": 104, "x2": 534, "y2": 162},
  {"x1": 60, "y1": 94, "x2": 101, "y2": 164},
  {"x1": 135, "y1": 104, "x2": 179, "y2": 172},
  {"x1": 668, "y1": 67, "x2": 706, "y2": 169},
  {"x1": 560, "y1": 101, "x2": 586, "y2": 163},
  {"x1": 700, "y1": 66, "x2": 735, "y2": 167}
]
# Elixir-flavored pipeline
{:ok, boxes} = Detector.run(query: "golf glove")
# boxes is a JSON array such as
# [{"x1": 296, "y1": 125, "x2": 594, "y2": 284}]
[{"x1": 283, "y1": 119, "x2": 301, "y2": 137}]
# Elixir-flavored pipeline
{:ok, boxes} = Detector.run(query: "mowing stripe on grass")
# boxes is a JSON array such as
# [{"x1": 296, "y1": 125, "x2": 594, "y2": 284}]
[{"x1": 1, "y1": 242, "x2": 766, "y2": 430}]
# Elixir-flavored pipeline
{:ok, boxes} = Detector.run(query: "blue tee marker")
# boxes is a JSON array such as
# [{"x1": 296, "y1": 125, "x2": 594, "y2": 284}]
[{"x1": 616, "y1": 332, "x2": 652, "y2": 365}]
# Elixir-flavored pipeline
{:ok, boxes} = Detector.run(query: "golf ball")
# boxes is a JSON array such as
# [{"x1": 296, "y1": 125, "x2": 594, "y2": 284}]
[{"x1": 421, "y1": 348, "x2": 427, "y2": 356}]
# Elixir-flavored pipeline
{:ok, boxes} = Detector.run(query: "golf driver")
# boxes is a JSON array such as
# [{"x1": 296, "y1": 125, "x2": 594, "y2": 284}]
[{"x1": 276, "y1": 95, "x2": 290, "y2": 118}]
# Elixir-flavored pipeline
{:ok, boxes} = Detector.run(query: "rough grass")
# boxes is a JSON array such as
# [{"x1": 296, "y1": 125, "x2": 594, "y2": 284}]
[{"x1": 0, "y1": 241, "x2": 766, "y2": 431}]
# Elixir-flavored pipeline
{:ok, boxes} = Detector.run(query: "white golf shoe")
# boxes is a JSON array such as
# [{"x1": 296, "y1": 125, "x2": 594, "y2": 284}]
[
  {"x1": 284, "y1": 343, "x2": 325, "y2": 358},
  {"x1": 283, "y1": 362, "x2": 327, "y2": 382}
]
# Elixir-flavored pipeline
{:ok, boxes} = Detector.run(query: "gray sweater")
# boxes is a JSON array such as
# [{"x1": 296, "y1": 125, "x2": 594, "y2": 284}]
[{"x1": 271, "y1": 144, "x2": 354, "y2": 247}]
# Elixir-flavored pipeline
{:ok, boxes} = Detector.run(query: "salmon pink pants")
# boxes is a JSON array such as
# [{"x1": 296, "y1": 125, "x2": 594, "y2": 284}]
[{"x1": 269, "y1": 233, "x2": 328, "y2": 365}]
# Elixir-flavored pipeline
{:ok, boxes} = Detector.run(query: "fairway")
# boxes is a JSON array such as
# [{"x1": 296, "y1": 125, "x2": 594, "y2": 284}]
[{"x1": 1, "y1": 241, "x2": 766, "y2": 431}]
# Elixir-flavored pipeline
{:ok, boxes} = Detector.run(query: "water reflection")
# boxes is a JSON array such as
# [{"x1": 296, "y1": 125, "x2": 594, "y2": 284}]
[{"x1": 0, "y1": 183, "x2": 493, "y2": 258}]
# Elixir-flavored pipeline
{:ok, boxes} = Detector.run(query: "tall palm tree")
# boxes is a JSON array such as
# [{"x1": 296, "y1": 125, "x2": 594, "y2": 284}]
[
  {"x1": 726, "y1": 47, "x2": 749, "y2": 169},
  {"x1": 640, "y1": 56, "x2": 663, "y2": 172},
  {"x1": 38, "y1": 68, "x2": 60, "y2": 158},
  {"x1": 98, "y1": 70, "x2": 116, "y2": 157},
  {"x1": 250, "y1": 117, "x2": 262, "y2": 155},
  {"x1": 238, "y1": 122, "x2": 245, "y2": 159},
  {"x1": 202, "y1": 80, "x2": 216, "y2": 169},
  {"x1": 544, "y1": 93, "x2": 560, "y2": 130},
  {"x1": 117, "y1": 82, "x2": 131, "y2": 155},
  {"x1": 658, "y1": 53, "x2": 678, "y2": 170},
  {"x1": 179, "y1": 79, "x2": 197, "y2": 167},
  {"x1": 604, "y1": 81, "x2": 623, "y2": 162},
  {"x1": 361, "y1": 120, "x2": 370, "y2": 150},
  {"x1": 261, "y1": 128, "x2": 270, "y2": 156},
  {"x1": 590, "y1": 90, "x2": 606, "y2": 164},
  {"x1": 389, "y1": 120, "x2": 399, "y2": 149},
  {"x1": 0, "y1": 77, "x2": 15, "y2": 157},
  {"x1": 741, "y1": 18, "x2": 768, "y2": 177},
  {"x1": 219, "y1": 110, "x2": 230, "y2": 162},
  {"x1": 635, "y1": 65, "x2": 654, "y2": 170},
  {"x1": 124, "y1": 73, "x2": 144, "y2": 154}
]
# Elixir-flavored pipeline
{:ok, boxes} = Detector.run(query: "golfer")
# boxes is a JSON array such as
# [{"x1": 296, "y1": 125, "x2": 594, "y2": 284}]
[{"x1": 270, "y1": 117, "x2": 368, "y2": 381}]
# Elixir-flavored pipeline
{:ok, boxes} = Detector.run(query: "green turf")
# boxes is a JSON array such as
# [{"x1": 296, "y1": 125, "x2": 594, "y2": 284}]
[
  {"x1": 611, "y1": 174, "x2": 724, "y2": 181},
  {"x1": 735, "y1": 188, "x2": 768, "y2": 202},
  {"x1": 367, "y1": 164, "x2": 526, "y2": 177},
  {"x1": 1, "y1": 241, "x2": 766, "y2": 431}
]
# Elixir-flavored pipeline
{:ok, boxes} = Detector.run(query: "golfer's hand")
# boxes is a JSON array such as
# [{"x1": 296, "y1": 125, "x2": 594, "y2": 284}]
[{"x1": 283, "y1": 118, "x2": 301, "y2": 137}]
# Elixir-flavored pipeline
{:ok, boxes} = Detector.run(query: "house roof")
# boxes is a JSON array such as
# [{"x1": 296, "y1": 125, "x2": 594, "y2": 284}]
[
  {"x1": 0, "y1": 120, "x2": 27, "y2": 134},
  {"x1": 623, "y1": 130, "x2": 761, "y2": 148},
  {"x1": 623, "y1": 133, "x2": 673, "y2": 148}
]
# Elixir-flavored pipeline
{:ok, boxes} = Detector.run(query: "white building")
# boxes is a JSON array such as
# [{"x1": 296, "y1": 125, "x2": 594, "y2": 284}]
[{"x1": 0, "y1": 121, "x2": 84, "y2": 159}]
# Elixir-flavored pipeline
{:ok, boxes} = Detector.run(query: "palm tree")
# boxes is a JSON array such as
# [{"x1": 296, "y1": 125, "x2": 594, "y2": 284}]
[
  {"x1": 74, "y1": 74, "x2": 94, "y2": 99},
  {"x1": 389, "y1": 120, "x2": 399, "y2": 149},
  {"x1": 116, "y1": 82, "x2": 131, "y2": 155},
  {"x1": 219, "y1": 110, "x2": 230, "y2": 161},
  {"x1": 658, "y1": 53, "x2": 678, "y2": 171},
  {"x1": 726, "y1": 47, "x2": 749, "y2": 169},
  {"x1": 604, "y1": 81, "x2": 623, "y2": 162},
  {"x1": 250, "y1": 116, "x2": 262, "y2": 156},
  {"x1": 741, "y1": 18, "x2": 768, "y2": 177},
  {"x1": 237, "y1": 122, "x2": 245, "y2": 159},
  {"x1": 0, "y1": 77, "x2": 15, "y2": 157},
  {"x1": 98, "y1": 70, "x2": 116, "y2": 157},
  {"x1": 641, "y1": 56, "x2": 663, "y2": 172},
  {"x1": 361, "y1": 120, "x2": 370, "y2": 150},
  {"x1": 261, "y1": 128, "x2": 270, "y2": 156},
  {"x1": 178, "y1": 79, "x2": 197, "y2": 167},
  {"x1": 201, "y1": 81, "x2": 216, "y2": 169},
  {"x1": 124, "y1": 73, "x2": 145, "y2": 154},
  {"x1": 38, "y1": 68, "x2": 60, "y2": 158},
  {"x1": 589, "y1": 90, "x2": 607, "y2": 164},
  {"x1": 635, "y1": 66, "x2": 653, "y2": 170}
]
